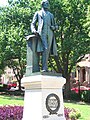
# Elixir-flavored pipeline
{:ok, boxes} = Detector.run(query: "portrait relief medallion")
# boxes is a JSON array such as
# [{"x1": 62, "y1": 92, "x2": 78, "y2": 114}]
[{"x1": 46, "y1": 93, "x2": 60, "y2": 114}]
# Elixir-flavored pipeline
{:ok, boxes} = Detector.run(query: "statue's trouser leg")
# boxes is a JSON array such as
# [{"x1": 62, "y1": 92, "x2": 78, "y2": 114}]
[
  {"x1": 42, "y1": 43, "x2": 51, "y2": 71},
  {"x1": 45, "y1": 32, "x2": 53, "y2": 69},
  {"x1": 41, "y1": 31, "x2": 53, "y2": 71},
  {"x1": 41, "y1": 34, "x2": 48, "y2": 71},
  {"x1": 42, "y1": 49, "x2": 48, "y2": 71}
]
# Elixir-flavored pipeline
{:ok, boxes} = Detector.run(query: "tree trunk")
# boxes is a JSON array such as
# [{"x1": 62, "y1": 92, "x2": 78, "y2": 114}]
[
  {"x1": 64, "y1": 78, "x2": 71, "y2": 99},
  {"x1": 18, "y1": 79, "x2": 21, "y2": 91}
]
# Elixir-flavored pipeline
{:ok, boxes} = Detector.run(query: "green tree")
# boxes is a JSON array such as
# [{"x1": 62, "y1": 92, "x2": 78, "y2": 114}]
[
  {"x1": 0, "y1": 6, "x2": 27, "y2": 90},
  {"x1": 84, "y1": 5, "x2": 90, "y2": 37},
  {"x1": 0, "y1": 0, "x2": 41, "y2": 90},
  {"x1": 49, "y1": 0, "x2": 90, "y2": 98}
]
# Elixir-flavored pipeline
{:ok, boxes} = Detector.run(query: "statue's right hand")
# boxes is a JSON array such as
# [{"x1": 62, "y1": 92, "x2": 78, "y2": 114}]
[{"x1": 33, "y1": 31, "x2": 39, "y2": 36}]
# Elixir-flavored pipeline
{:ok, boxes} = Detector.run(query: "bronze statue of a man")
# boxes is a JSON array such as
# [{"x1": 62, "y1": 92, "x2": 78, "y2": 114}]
[{"x1": 31, "y1": 0, "x2": 58, "y2": 72}]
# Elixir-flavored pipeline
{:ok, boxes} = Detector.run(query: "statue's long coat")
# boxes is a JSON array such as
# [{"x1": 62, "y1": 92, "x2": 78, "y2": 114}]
[{"x1": 31, "y1": 9, "x2": 57, "y2": 56}]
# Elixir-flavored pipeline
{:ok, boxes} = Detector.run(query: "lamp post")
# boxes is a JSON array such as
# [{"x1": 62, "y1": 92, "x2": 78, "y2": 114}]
[
  {"x1": 77, "y1": 66, "x2": 81, "y2": 101},
  {"x1": 78, "y1": 79, "x2": 81, "y2": 101}
]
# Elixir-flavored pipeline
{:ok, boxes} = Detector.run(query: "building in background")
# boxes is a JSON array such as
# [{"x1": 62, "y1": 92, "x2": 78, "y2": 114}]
[
  {"x1": 0, "y1": 66, "x2": 17, "y2": 84},
  {"x1": 76, "y1": 54, "x2": 90, "y2": 87},
  {"x1": 71, "y1": 54, "x2": 90, "y2": 89}
]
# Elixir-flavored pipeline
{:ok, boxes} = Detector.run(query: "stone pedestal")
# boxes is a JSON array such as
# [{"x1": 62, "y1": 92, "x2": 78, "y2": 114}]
[{"x1": 21, "y1": 72, "x2": 66, "y2": 120}]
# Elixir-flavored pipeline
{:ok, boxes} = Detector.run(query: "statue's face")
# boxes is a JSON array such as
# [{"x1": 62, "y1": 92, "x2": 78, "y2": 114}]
[{"x1": 42, "y1": 1, "x2": 49, "y2": 10}]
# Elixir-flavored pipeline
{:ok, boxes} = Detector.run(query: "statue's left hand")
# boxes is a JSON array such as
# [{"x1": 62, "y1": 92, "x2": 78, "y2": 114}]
[
  {"x1": 50, "y1": 25, "x2": 58, "y2": 31},
  {"x1": 50, "y1": 26, "x2": 56, "y2": 31},
  {"x1": 55, "y1": 25, "x2": 58, "y2": 30}
]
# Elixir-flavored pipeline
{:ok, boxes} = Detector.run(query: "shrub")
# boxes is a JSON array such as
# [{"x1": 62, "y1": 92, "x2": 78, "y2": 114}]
[
  {"x1": 64, "y1": 107, "x2": 81, "y2": 120},
  {"x1": 69, "y1": 112, "x2": 76, "y2": 120},
  {"x1": 0, "y1": 84, "x2": 8, "y2": 91},
  {"x1": 70, "y1": 89, "x2": 90, "y2": 102},
  {"x1": 75, "y1": 110, "x2": 81, "y2": 119},
  {"x1": 70, "y1": 91, "x2": 80, "y2": 101},
  {"x1": 81, "y1": 90, "x2": 90, "y2": 103}
]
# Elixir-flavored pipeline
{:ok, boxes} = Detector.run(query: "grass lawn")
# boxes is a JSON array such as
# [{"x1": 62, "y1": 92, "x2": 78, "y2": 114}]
[
  {"x1": 64, "y1": 100, "x2": 90, "y2": 120},
  {"x1": 0, "y1": 94, "x2": 90, "y2": 120},
  {"x1": 0, "y1": 94, "x2": 24, "y2": 106}
]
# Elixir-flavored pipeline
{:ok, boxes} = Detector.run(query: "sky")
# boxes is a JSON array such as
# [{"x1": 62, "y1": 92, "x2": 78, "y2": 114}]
[{"x1": 0, "y1": 0, "x2": 8, "y2": 7}]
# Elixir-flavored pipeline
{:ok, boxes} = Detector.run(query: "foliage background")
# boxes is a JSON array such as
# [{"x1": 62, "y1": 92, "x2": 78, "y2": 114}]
[{"x1": 0, "y1": 0, "x2": 90, "y2": 97}]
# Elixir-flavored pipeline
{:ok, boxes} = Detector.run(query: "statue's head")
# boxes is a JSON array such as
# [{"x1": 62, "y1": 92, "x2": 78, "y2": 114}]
[{"x1": 41, "y1": 0, "x2": 49, "y2": 10}]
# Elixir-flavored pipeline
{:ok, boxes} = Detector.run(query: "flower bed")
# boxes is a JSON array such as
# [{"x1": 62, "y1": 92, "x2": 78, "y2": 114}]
[
  {"x1": 71, "y1": 86, "x2": 90, "y2": 93},
  {"x1": 0, "y1": 106, "x2": 81, "y2": 120},
  {"x1": 0, "y1": 106, "x2": 23, "y2": 120}
]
